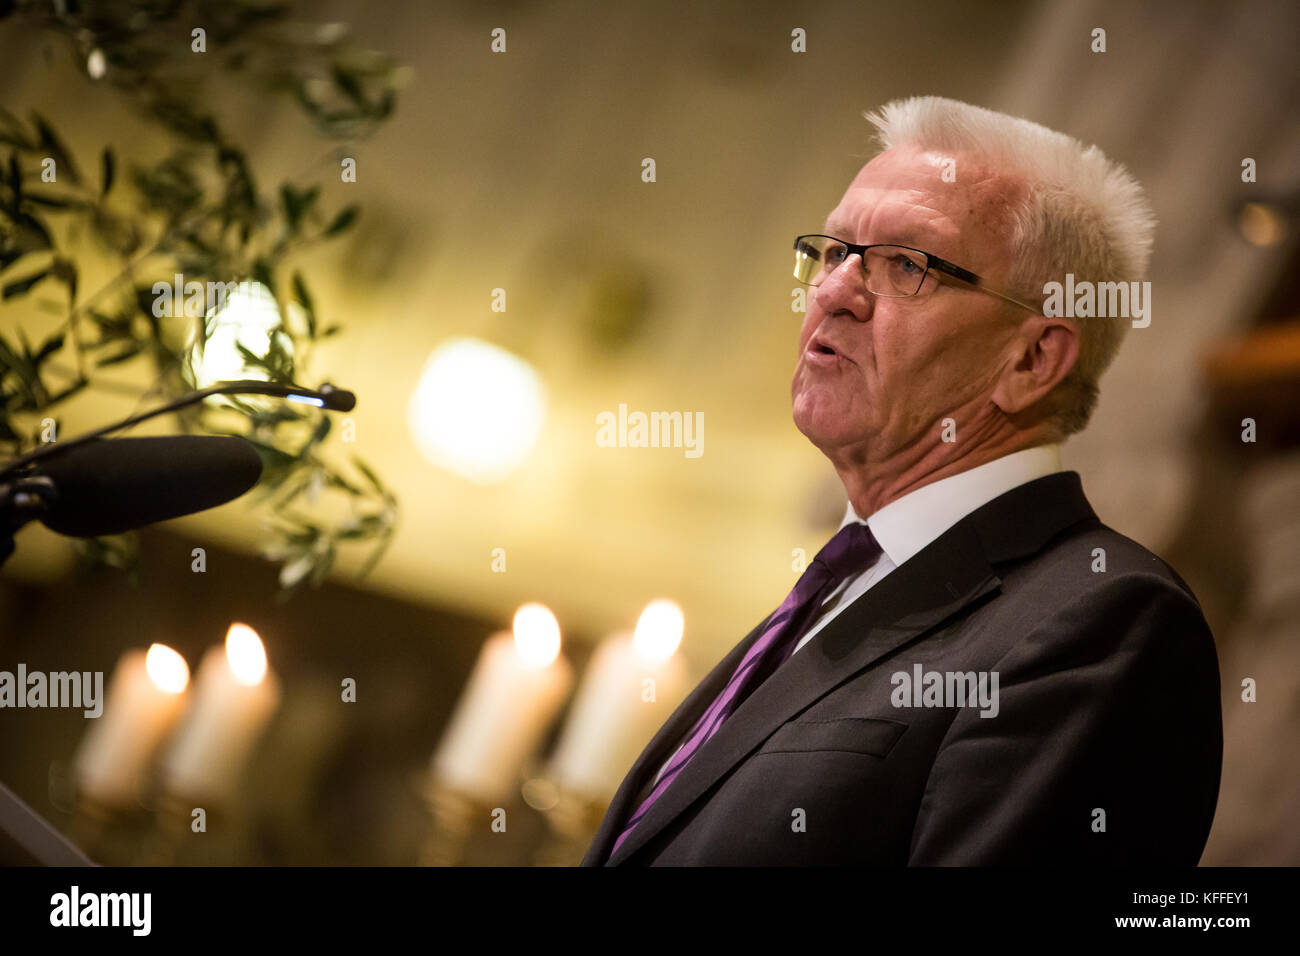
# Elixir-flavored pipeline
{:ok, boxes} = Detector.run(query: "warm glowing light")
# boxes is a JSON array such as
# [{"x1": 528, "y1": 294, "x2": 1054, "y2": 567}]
[
  {"x1": 512, "y1": 603, "x2": 561, "y2": 668},
  {"x1": 1238, "y1": 202, "x2": 1289, "y2": 247},
  {"x1": 145, "y1": 643, "x2": 190, "y2": 694},
  {"x1": 520, "y1": 776, "x2": 561, "y2": 811},
  {"x1": 407, "y1": 338, "x2": 546, "y2": 484},
  {"x1": 224, "y1": 623, "x2": 269, "y2": 686},
  {"x1": 633, "y1": 599, "x2": 684, "y2": 662},
  {"x1": 188, "y1": 281, "x2": 294, "y2": 389}
]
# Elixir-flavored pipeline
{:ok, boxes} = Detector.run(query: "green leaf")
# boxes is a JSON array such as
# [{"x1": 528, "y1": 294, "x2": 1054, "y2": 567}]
[
  {"x1": 88, "y1": 207, "x2": 140, "y2": 255},
  {"x1": 261, "y1": 332, "x2": 296, "y2": 383},
  {"x1": 355, "y1": 529, "x2": 394, "y2": 579},
  {"x1": 291, "y1": 270, "x2": 314, "y2": 311},
  {"x1": 130, "y1": 153, "x2": 204, "y2": 216},
  {"x1": 0, "y1": 108, "x2": 32, "y2": 150},
  {"x1": 323, "y1": 205, "x2": 358, "y2": 236},
  {"x1": 50, "y1": 257, "x2": 76, "y2": 302},
  {"x1": 14, "y1": 211, "x2": 53, "y2": 251},
  {"x1": 352, "y1": 455, "x2": 386, "y2": 494},
  {"x1": 308, "y1": 542, "x2": 336, "y2": 586},
  {"x1": 100, "y1": 148, "x2": 114, "y2": 196},
  {"x1": 323, "y1": 470, "x2": 362, "y2": 496},
  {"x1": 292, "y1": 271, "x2": 317, "y2": 337},
  {"x1": 268, "y1": 468, "x2": 316, "y2": 508},
  {"x1": 310, "y1": 410, "x2": 332, "y2": 444},
  {"x1": 236, "y1": 342, "x2": 268, "y2": 369},
  {"x1": 32, "y1": 331, "x2": 63, "y2": 363},
  {"x1": 251, "y1": 257, "x2": 274, "y2": 291},
  {"x1": 86, "y1": 308, "x2": 133, "y2": 339},
  {"x1": 331, "y1": 64, "x2": 366, "y2": 105},
  {"x1": 7, "y1": 152, "x2": 20, "y2": 208},
  {"x1": 31, "y1": 112, "x2": 80, "y2": 185},
  {"x1": 45, "y1": 378, "x2": 88, "y2": 407},
  {"x1": 95, "y1": 344, "x2": 143, "y2": 367},
  {"x1": 0, "y1": 328, "x2": 48, "y2": 408},
  {"x1": 280, "y1": 183, "x2": 319, "y2": 233},
  {"x1": 133, "y1": 284, "x2": 163, "y2": 329},
  {"x1": 2, "y1": 267, "x2": 51, "y2": 299},
  {"x1": 242, "y1": 437, "x2": 298, "y2": 469},
  {"x1": 278, "y1": 551, "x2": 316, "y2": 589}
]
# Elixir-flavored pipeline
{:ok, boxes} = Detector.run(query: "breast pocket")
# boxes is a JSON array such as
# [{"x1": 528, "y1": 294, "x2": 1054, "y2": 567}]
[{"x1": 758, "y1": 716, "x2": 908, "y2": 758}]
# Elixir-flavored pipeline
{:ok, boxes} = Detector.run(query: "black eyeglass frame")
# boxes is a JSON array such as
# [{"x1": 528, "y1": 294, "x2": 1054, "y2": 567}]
[{"x1": 793, "y1": 234, "x2": 1040, "y2": 314}]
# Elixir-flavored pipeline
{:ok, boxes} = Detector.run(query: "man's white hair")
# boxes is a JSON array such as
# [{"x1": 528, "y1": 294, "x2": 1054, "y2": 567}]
[{"x1": 863, "y1": 96, "x2": 1156, "y2": 437}]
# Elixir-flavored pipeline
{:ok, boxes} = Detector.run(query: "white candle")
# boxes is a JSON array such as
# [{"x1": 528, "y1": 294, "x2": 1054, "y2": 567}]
[
  {"x1": 160, "y1": 623, "x2": 280, "y2": 804},
  {"x1": 73, "y1": 644, "x2": 190, "y2": 807},
  {"x1": 547, "y1": 599, "x2": 687, "y2": 801},
  {"x1": 431, "y1": 603, "x2": 573, "y2": 804}
]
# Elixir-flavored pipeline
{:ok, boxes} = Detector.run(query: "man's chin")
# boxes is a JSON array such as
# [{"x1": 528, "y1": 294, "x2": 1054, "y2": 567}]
[{"x1": 792, "y1": 400, "x2": 858, "y2": 452}]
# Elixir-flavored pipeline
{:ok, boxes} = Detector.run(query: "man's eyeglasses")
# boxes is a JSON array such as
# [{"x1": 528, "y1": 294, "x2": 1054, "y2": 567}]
[{"x1": 792, "y1": 235, "x2": 1040, "y2": 313}]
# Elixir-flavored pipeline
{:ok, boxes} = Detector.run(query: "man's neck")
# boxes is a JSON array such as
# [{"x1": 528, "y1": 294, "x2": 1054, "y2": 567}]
[{"x1": 832, "y1": 425, "x2": 1056, "y2": 520}]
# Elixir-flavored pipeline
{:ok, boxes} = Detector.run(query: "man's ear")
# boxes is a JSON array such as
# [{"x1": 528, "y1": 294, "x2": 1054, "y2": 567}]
[{"x1": 991, "y1": 316, "x2": 1080, "y2": 415}]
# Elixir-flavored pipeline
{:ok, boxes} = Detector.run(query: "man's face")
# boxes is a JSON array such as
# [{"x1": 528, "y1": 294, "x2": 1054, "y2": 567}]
[{"x1": 791, "y1": 145, "x2": 1025, "y2": 469}]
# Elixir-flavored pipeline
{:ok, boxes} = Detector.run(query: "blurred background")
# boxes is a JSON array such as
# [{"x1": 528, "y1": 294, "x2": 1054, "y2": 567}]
[{"x1": 1, "y1": 0, "x2": 1297, "y2": 865}]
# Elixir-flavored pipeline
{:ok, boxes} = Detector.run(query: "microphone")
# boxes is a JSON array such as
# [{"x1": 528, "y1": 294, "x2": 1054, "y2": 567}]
[
  {"x1": 33, "y1": 436, "x2": 263, "y2": 537},
  {"x1": 0, "y1": 379, "x2": 356, "y2": 481},
  {"x1": 0, "y1": 379, "x2": 355, "y2": 565}
]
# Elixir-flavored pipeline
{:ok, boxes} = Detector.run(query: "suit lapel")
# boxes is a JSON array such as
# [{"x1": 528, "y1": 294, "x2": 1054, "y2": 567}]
[{"x1": 592, "y1": 470, "x2": 1098, "y2": 866}]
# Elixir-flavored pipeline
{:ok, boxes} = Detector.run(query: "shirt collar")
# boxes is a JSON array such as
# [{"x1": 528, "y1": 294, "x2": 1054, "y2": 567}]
[{"x1": 840, "y1": 444, "x2": 1064, "y2": 568}]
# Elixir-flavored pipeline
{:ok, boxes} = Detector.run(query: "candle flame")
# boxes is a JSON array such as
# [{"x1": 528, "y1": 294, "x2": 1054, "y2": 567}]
[
  {"x1": 145, "y1": 643, "x2": 190, "y2": 694},
  {"x1": 225, "y1": 623, "x2": 269, "y2": 686},
  {"x1": 512, "y1": 603, "x2": 561, "y2": 668},
  {"x1": 634, "y1": 599, "x2": 684, "y2": 663}
]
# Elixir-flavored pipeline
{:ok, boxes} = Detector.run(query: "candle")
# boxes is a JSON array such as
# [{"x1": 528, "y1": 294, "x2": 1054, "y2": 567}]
[
  {"x1": 431, "y1": 603, "x2": 573, "y2": 804},
  {"x1": 547, "y1": 599, "x2": 687, "y2": 801},
  {"x1": 73, "y1": 643, "x2": 190, "y2": 807},
  {"x1": 159, "y1": 623, "x2": 280, "y2": 804}
]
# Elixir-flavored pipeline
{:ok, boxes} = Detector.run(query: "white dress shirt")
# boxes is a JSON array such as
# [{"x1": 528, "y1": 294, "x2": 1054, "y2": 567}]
[{"x1": 648, "y1": 443, "x2": 1064, "y2": 787}]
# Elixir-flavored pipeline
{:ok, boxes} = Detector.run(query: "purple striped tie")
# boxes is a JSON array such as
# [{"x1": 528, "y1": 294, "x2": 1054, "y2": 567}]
[{"x1": 610, "y1": 521, "x2": 882, "y2": 859}]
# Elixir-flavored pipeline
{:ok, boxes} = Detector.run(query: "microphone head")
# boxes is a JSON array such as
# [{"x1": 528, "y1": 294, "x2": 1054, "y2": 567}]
[
  {"x1": 36, "y1": 436, "x2": 263, "y2": 537},
  {"x1": 316, "y1": 384, "x2": 356, "y2": 412}
]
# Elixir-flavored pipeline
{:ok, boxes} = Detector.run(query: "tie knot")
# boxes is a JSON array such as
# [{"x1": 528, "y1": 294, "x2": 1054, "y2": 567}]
[{"x1": 813, "y1": 521, "x2": 882, "y2": 581}]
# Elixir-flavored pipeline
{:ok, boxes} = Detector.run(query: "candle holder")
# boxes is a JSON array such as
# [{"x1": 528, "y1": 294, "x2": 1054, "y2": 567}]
[
  {"x1": 534, "y1": 786, "x2": 609, "y2": 866},
  {"x1": 54, "y1": 758, "x2": 153, "y2": 866},
  {"x1": 65, "y1": 793, "x2": 123, "y2": 864},
  {"x1": 134, "y1": 790, "x2": 207, "y2": 866},
  {"x1": 419, "y1": 774, "x2": 484, "y2": 866},
  {"x1": 66, "y1": 791, "x2": 172, "y2": 866}
]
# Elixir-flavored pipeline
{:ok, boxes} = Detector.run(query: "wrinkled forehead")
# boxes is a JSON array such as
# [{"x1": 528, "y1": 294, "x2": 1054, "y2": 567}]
[{"x1": 824, "y1": 146, "x2": 1024, "y2": 273}]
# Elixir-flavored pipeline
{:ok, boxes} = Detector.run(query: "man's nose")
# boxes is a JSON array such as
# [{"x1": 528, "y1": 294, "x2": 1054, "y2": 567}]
[{"x1": 814, "y1": 253, "x2": 873, "y2": 320}]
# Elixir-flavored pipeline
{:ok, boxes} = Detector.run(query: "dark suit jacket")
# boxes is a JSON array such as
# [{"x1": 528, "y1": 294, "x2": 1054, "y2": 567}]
[{"x1": 581, "y1": 471, "x2": 1222, "y2": 865}]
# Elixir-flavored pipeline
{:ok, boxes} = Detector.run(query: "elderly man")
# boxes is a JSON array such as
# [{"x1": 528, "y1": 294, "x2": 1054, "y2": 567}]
[{"x1": 582, "y1": 96, "x2": 1222, "y2": 866}]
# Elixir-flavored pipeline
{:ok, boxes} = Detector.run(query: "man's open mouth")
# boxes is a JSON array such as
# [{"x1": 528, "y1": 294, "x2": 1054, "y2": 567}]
[{"x1": 806, "y1": 336, "x2": 848, "y2": 366}]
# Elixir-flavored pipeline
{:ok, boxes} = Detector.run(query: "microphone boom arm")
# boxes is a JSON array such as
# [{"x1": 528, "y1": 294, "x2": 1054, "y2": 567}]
[{"x1": 0, "y1": 380, "x2": 356, "y2": 482}]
